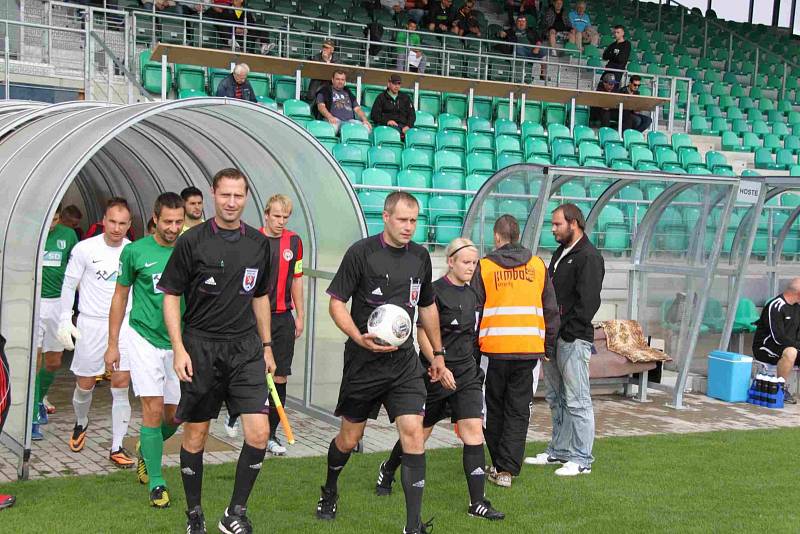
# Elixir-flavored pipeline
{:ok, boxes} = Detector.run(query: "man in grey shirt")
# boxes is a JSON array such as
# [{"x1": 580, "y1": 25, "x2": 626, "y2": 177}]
[{"x1": 314, "y1": 70, "x2": 372, "y2": 134}]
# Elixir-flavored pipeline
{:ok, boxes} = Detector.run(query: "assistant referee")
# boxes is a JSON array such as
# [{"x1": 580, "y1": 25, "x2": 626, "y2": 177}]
[
  {"x1": 158, "y1": 168, "x2": 276, "y2": 534},
  {"x1": 316, "y1": 191, "x2": 444, "y2": 534}
]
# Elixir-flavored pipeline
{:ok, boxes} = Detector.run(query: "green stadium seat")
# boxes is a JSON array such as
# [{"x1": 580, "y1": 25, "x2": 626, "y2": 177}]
[
  {"x1": 544, "y1": 103, "x2": 567, "y2": 125},
  {"x1": 467, "y1": 117, "x2": 493, "y2": 134},
  {"x1": 283, "y1": 99, "x2": 312, "y2": 127},
  {"x1": 414, "y1": 111, "x2": 437, "y2": 133},
  {"x1": 306, "y1": 120, "x2": 338, "y2": 146},
  {"x1": 721, "y1": 131, "x2": 746, "y2": 152},
  {"x1": 573, "y1": 125, "x2": 598, "y2": 147},
  {"x1": 140, "y1": 53, "x2": 173, "y2": 95},
  {"x1": 732, "y1": 298, "x2": 759, "y2": 334},
  {"x1": 443, "y1": 93, "x2": 468, "y2": 118},
  {"x1": 706, "y1": 151, "x2": 732, "y2": 173},
  {"x1": 763, "y1": 133, "x2": 783, "y2": 153},
  {"x1": 742, "y1": 132, "x2": 762, "y2": 151},
  {"x1": 784, "y1": 135, "x2": 800, "y2": 154},
  {"x1": 368, "y1": 147, "x2": 401, "y2": 178},
  {"x1": 472, "y1": 96, "x2": 493, "y2": 120},
  {"x1": 521, "y1": 121, "x2": 546, "y2": 143},
  {"x1": 432, "y1": 172, "x2": 464, "y2": 191},
  {"x1": 207, "y1": 68, "x2": 230, "y2": 96},
  {"x1": 406, "y1": 128, "x2": 436, "y2": 154},
  {"x1": 361, "y1": 167, "x2": 394, "y2": 187},
  {"x1": 467, "y1": 132, "x2": 495, "y2": 157},
  {"x1": 598, "y1": 205, "x2": 629, "y2": 253},
  {"x1": 402, "y1": 148, "x2": 434, "y2": 179},
  {"x1": 495, "y1": 135, "x2": 522, "y2": 157},
  {"x1": 397, "y1": 170, "x2": 431, "y2": 203},
  {"x1": 655, "y1": 147, "x2": 679, "y2": 169},
  {"x1": 527, "y1": 154, "x2": 551, "y2": 165},
  {"x1": 436, "y1": 131, "x2": 465, "y2": 154},
  {"x1": 497, "y1": 152, "x2": 523, "y2": 169},
  {"x1": 465, "y1": 173, "x2": 489, "y2": 191},
  {"x1": 752, "y1": 120, "x2": 770, "y2": 139},
  {"x1": 755, "y1": 147, "x2": 783, "y2": 170},
  {"x1": 690, "y1": 115, "x2": 711, "y2": 135},
  {"x1": 333, "y1": 143, "x2": 367, "y2": 180},
  {"x1": 429, "y1": 195, "x2": 464, "y2": 245},
  {"x1": 599, "y1": 127, "x2": 623, "y2": 149},
  {"x1": 522, "y1": 101, "x2": 543, "y2": 124},
  {"x1": 631, "y1": 146, "x2": 657, "y2": 170},
  {"x1": 175, "y1": 64, "x2": 205, "y2": 94},
  {"x1": 494, "y1": 98, "x2": 516, "y2": 121},
  {"x1": 497, "y1": 178, "x2": 526, "y2": 195},
  {"x1": 372, "y1": 125, "x2": 403, "y2": 153},
  {"x1": 467, "y1": 153, "x2": 495, "y2": 176},
  {"x1": 776, "y1": 149, "x2": 797, "y2": 170},
  {"x1": 605, "y1": 144, "x2": 629, "y2": 167},
  {"x1": 647, "y1": 131, "x2": 670, "y2": 151},
  {"x1": 772, "y1": 122, "x2": 790, "y2": 139},
  {"x1": 418, "y1": 90, "x2": 442, "y2": 116},
  {"x1": 341, "y1": 121, "x2": 372, "y2": 147},
  {"x1": 548, "y1": 123, "x2": 571, "y2": 145},
  {"x1": 361, "y1": 85, "x2": 385, "y2": 109},
  {"x1": 272, "y1": 75, "x2": 296, "y2": 103},
  {"x1": 494, "y1": 118, "x2": 519, "y2": 138},
  {"x1": 579, "y1": 143, "x2": 603, "y2": 166},
  {"x1": 434, "y1": 150, "x2": 465, "y2": 174},
  {"x1": 525, "y1": 137, "x2": 549, "y2": 159}
]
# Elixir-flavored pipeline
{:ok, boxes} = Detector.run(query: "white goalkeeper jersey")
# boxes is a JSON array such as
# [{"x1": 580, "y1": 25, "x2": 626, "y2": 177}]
[{"x1": 59, "y1": 234, "x2": 131, "y2": 320}]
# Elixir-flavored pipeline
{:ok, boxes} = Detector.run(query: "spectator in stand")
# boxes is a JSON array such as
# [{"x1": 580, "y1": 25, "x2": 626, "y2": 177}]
[
  {"x1": 306, "y1": 40, "x2": 338, "y2": 103},
  {"x1": 215, "y1": 63, "x2": 257, "y2": 102},
  {"x1": 315, "y1": 70, "x2": 372, "y2": 134},
  {"x1": 217, "y1": 0, "x2": 272, "y2": 54},
  {"x1": 452, "y1": 0, "x2": 481, "y2": 37},
  {"x1": 505, "y1": 0, "x2": 521, "y2": 27},
  {"x1": 518, "y1": 0, "x2": 541, "y2": 25},
  {"x1": 396, "y1": 20, "x2": 427, "y2": 73},
  {"x1": 589, "y1": 72, "x2": 618, "y2": 127},
  {"x1": 140, "y1": 0, "x2": 176, "y2": 11},
  {"x1": 61, "y1": 205, "x2": 84, "y2": 240},
  {"x1": 543, "y1": 0, "x2": 571, "y2": 56},
  {"x1": 370, "y1": 74, "x2": 416, "y2": 136},
  {"x1": 568, "y1": 1, "x2": 598, "y2": 50},
  {"x1": 428, "y1": 0, "x2": 455, "y2": 33},
  {"x1": 177, "y1": 0, "x2": 209, "y2": 17},
  {"x1": 602, "y1": 24, "x2": 631, "y2": 83},
  {"x1": 499, "y1": 15, "x2": 545, "y2": 60},
  {"x1": 617, "y1": 75, "x2": 651, "y2": 132},
  {"x1": 404, "y1": 0, "x2": 428, "y2": 24}
]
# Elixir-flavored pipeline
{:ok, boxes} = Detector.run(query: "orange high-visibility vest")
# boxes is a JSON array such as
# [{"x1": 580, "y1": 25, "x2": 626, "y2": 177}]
[{"x1": 478, "y1": 255, "x2": 547, "y2": 355}]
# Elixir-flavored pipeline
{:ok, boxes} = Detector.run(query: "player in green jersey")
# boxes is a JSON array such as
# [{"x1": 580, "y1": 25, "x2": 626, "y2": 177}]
[
  {"x1": 33, "y1": 204, "x2": 79, "y2": 439},
  {"x1": 105, "y1": 192, "x2": 185, "y2": 508}
]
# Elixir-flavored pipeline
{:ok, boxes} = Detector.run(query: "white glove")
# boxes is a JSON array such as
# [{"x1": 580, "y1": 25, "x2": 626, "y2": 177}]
[{"x1": 57, "y1": 321, "x2": 81, "y2": 351}]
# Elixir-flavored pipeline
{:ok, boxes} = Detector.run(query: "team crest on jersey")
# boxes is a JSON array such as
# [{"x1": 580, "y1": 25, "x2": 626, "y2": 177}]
[
  {"x1": 57, "y1": 239, "x2": 67, "y2": 249},
  {"x1": 243, "y1": 268, "x2": 259, "y2": 292},
  {"x1": 282, "y1": 248, "x2": 293, "y2": 262},
  {"x1": 408, "y1": 278, "x2": 421, "y2": 307},
  {"x1": 152, "y1": 273, "x2": 163, "y2": 294}
]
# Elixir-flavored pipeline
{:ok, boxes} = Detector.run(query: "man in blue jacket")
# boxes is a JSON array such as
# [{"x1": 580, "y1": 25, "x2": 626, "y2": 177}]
[{"x1": 215, "y1": 63, "x2": 257, "y2": 102}]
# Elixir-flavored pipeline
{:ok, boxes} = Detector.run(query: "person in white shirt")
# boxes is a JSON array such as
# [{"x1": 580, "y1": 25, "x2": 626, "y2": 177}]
[{"x1": 57, "y1": 198, "x2": 135, "y2": 468}]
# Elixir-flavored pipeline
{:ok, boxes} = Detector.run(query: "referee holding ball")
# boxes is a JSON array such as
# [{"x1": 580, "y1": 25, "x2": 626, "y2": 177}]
[
  {"x1": 316, "y1": 191, "x2": 444, "y2": 534},
  {"x1": 158, "y1": 168, "x2": 275, "y2": 534}
]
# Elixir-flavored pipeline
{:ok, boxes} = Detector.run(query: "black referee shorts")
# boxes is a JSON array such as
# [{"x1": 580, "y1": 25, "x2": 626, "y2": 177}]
[
  {"x1": 335, "y1": 341, "x2": 426, "y2": 424},
  {"x1": 423, "y1": 357, "x2": 485, "y2": 428},
  {"x1": 177, "y1": 331, "x2": 269, "y2": 423},
  {"x1": 271, "y1": 311, "x2": 296, "y2": 377}
]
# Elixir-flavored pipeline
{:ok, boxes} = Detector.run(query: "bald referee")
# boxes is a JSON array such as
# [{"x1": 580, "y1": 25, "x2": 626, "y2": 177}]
[
  {"x1": 158, "y1": 169, "x2": 275, "y2": 534},
  {"x1": 316, "y1": 191, "x2": 443, "y2": 534}
]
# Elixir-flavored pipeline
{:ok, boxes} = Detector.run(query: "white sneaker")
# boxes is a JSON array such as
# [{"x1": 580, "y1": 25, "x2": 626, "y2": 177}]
[
  {"x1": 554, "y1": 461, "x2": 591, "y2": 477},
  {"x1": 224, "y1": 414, "x2": 239, "y2": 438},
  {"x1": 524, "y1": 453, "x2": 566, "y2": 466},
  {"x1": 267, "y1": 438, "x2": 287, "y2": 456}
]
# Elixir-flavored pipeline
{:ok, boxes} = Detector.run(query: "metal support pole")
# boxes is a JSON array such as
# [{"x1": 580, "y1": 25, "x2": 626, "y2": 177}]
[
  {"x1": 668, "y1": 76, "x2": 676, "y2": 133},
  {"x1": 520, "y1": 92, "x2": 526, "y2": 123},
  {"x1": 782, "y1": 63, "x2": 788, "y2": 101},
  {"x1": 569, "y1": 96, "x2": 576, "y2": 135},
  {"x1": 414, "y1": 81, "x2": 419, "y2": 110},
  {"x1": 754, "y1": 48, "x2": 759, "y2": 87},
  {"x1": 106, "y1": 50, "x2": 111, "y2": 103},
  {"x1": 657, "y1": 0, "x2": 662, "y2": 32},
  {"x1": 295, "y1": 68, "x2": 301, "y2": 100},
  {"x1": 679, "y1": 8, "x2": 684, "y2": 44},
  {"x1": 684, "y1": 78, "x2": 692, "y2": 133},
  {"x1": 4, "y1": 27, "x2": 8, "y2": 100},
  {"x1": 703, "y1": 19, "x2": 708, "y2": 58},
  {"x1": 653, "y1": 105, "x2": 659, "y2": 132},
  {"x1": 618, "y1": 102, "x2": 623, "y2": 137},
  {"x1": 161, "y1": 53, "x2": 167, "y2": 100},
  {"x1": 727, "y1": 33, "x2": 733, "y2": 73},
  {"x1": 467, "y1": 87, "x2": 474, "y2": 117},
  {"x1": 508, "y1": 91, "x2": 514, "y2": 120}
]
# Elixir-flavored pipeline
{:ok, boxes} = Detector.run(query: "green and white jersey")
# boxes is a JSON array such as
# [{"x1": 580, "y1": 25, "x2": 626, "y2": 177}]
[
  {"x1": 41, "y1": 224, "x2": 79, "y2": 298},
  {"x1": 118, "y1": 235, "x2": 182, "y2": 350}
]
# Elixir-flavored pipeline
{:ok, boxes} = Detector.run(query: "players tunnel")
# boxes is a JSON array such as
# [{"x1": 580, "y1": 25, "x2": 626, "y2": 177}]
[{"x1": 0, "y1": 98, "x2": 366, "y2": 478}]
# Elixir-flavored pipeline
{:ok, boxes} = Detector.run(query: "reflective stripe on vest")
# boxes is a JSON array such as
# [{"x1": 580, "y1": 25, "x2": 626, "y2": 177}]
[{"x1": 479, "y1": 255, "x2": 546, "y2": 355}]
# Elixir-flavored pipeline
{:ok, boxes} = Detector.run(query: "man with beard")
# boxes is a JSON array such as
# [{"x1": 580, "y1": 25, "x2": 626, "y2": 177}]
[
  {"x1": 526, "y1": 203, "x2": 604, "y2": 477},
  {"x1": 180, "y1": 187, "x2": 205, "y2": 233}
]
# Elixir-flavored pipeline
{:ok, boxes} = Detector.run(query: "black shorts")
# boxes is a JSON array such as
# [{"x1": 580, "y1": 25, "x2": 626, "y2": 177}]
[
  {"x1": 177, "y1": 331, "x2": 269, "y2": 423},
  {"x1": 754, "y1": 346, "x2": 800, "y2": 367},
  {"x1": 335, "y1": 341, "x2": 427, "y2": 424},
  {"x1": 271, "y1": 311, "x2": 296, "y2": 377},
  {"x1": 423, "y1": 357, "x2": 485, "y2": 427}
]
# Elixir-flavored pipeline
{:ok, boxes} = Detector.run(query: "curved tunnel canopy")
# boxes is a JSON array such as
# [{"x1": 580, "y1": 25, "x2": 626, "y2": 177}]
[{"x1": 0, "y1": 98, "x2": 365, "y2": 471}]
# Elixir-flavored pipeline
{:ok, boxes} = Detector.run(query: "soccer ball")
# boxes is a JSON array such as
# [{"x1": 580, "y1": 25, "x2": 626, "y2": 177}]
[{"x1": 367, "y1": 304, "x2": 412, "y2": 347}]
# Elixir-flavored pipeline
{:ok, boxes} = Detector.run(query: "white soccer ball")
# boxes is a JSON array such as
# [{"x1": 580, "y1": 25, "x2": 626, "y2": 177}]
[{"x1": 367, "y1": 304, "x2": 412, "y2": 347}]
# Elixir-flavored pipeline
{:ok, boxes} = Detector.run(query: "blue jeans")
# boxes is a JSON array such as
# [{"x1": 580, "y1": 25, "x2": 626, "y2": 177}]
[{"x1": 543, "y1": 337, "x2": 595, "y2": 467}]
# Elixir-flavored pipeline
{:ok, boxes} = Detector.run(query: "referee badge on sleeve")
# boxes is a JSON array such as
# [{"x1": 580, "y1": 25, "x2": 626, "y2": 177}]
[{"x1": 243, "y1": 268, "x2": 259, "y2": 292}]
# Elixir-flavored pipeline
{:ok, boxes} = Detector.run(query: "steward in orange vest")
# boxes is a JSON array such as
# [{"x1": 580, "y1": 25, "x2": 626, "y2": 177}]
[{"x1": 470, "y1": 215, "x2": 559, "y2": 486}]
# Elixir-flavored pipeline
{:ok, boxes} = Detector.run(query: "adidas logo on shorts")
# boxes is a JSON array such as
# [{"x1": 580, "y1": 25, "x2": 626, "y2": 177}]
[
  {"x1": 412, "y1": 479, "x2": 425, "y2": 488},
  {"x1": 181, "y1": 467, "x2": 196, "y2": 476},
  {"x1": 249, "y1": 463, "x2": 262, "y2": 470},
  {"x1": 204, "y1": 277, "x2": 217, "y2": 286},
  {"x1": 450, "y1": 319, "x2": 459, "y2": 325},
  {"x1": 470, "y1": 467, "x2": 485, "y2": 476}
]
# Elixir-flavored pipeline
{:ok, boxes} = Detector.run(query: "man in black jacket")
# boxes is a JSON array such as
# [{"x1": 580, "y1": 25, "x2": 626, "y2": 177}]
[
  {"x1": 370, "y1": 74, "x2": 415, "y2": 135},
  {"x1": 752, "y1": 280, "x2": 800, "y2": 404},
  {"x1": 602, "y1": 25, "x2": 630, "y2": 83},
  {"x1": 526, "y1": 203, "x2": 603, "y2": 477},
  {"x1": 427, "y1": 0, "x2": 455, "y2": 33},
  {"x1": 589, "y1": 72, "x2": 617, "y2": 127},
  {"x1": 471, "y1": 215, "x2": 559, "y2": 488},
  {"x1": 617, "y1": 74, "x2": 651, "y2": 132},
  {"x1": 215, "y1": 63, "x2": 257, "y2": 102},
  {"x1": 306, "y1": 40, "x2": 337, "y2": 104}
]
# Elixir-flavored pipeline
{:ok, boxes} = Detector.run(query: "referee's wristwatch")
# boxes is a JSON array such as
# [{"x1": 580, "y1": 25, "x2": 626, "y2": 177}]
[
  {"x1": 433, "y1": 349, "x2": 446, "y2": 357},
  {"x1": 263, "y1": 341, "x2": 273, "y2": 348}
]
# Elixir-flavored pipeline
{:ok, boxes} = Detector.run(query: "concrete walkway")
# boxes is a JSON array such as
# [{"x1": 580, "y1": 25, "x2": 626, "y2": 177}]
[{"x1": 1, "y1": 373, "x2": 798, "y2": 482}]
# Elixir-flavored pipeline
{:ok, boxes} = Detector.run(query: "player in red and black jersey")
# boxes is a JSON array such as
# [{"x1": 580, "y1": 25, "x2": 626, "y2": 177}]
[{"x1": 224, "y1": 194, "x2": 304, "y2": 456}]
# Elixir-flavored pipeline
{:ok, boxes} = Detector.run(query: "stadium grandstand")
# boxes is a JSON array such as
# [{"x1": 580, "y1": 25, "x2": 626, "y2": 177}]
[{"x1": 1, "y1": 0, "x2": 800, "y2": 530}]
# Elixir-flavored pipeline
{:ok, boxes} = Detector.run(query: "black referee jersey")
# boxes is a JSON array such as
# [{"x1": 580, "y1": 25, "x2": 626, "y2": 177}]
[
  {"x1": 327, "y1": 233, "x2": 434, "y2": 350},
  {"x1": 158, "y1": 219, "x2": 271, "y2": 338},
  {"x1": 427, "y1": 276, "x2": 479, "y2": 365}
]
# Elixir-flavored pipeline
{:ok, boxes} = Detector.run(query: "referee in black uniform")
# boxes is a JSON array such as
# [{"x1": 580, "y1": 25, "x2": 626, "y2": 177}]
[
  {"x1": 316, "y1": 191, "x2": 444, "y2": 534},
  {"x1": 159, "y1": 168, "x2": 276, "y2": 534}
]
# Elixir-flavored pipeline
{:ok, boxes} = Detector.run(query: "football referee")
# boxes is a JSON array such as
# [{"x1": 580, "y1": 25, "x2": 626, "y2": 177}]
[
  {"x1": 158, "y1": 169, "x2": 276, "y2": 534},
  {"x1": 316, "y1": 191, "x2": 444, "y2": 534}
]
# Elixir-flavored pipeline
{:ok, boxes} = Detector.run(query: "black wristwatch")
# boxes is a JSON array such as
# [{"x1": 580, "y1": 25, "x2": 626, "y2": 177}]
[
  {"x1": 263, "y1": 341, "x2": 273, "y2": 348},
  {"x1": 433, "y1": 349, "x2": 446, "y2": 357}
]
